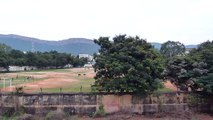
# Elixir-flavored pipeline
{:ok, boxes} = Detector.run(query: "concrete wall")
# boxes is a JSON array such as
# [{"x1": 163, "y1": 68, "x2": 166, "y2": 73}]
[{"x1": 0, "y1": 92, "x2": 212, "y2": 116}]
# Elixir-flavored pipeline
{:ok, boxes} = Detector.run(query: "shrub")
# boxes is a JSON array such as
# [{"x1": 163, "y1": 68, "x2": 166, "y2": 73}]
[
  {"x1": 93, "y1": 104, "x2": 106, "y2": 117},
  {"x1": 45, "y1": 110, "x2": 69, "y2": 120}
]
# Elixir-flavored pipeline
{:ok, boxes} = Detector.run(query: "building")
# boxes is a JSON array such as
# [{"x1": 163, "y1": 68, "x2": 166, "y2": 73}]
[
  {"x1": 78, "y1": 54, "x2": 93, "y2": 61},
  {"x1": 185, "y1": 48, "x2": 193, "y2": 54}
]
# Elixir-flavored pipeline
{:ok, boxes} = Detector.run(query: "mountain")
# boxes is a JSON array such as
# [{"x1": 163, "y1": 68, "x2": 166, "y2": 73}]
[
  {"x1": 0, "y1": 34, "x2": 197, "y2": 55},
  {"x1": 0, "y1": 34, "x2": 99, "y2": 55},
  {"x1": 151, "y1": 42, "x2": 162, "y2": 49}
]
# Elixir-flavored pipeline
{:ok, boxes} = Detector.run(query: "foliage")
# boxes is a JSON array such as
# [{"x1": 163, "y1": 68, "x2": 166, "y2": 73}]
[
  {"x1": 0, "y1": 43, "x2": 88, "y2": 70},
  {"x1": 15, "y1": 86, "x2": 24, "y2": 94},
  {"x1": 163, "y1": 56, "x2": 208, "y2": 91},
  {"x1": 189, "y1": 41, "x2": 213, "y2": 94},
  {"x1": 187, "y1": 94, "x2": 202, "y2": 106},
  {"x1": 164, "y1": 40, "x2": 213, "y2": 94},
  {"x1": 160, "y1": 40, "x2": 185, "y2": 60},
  {"x1": 45, "y1": 110, "x2": 69, "y2": 120},
  {"x1": 2, "y1": 107, "x2": 15, "y2": 117},
  {"x1": 0, "y1": 44, "x2": 12, "y2": 70},
  {"x1": 93, "y1": 104, "x2": 106, "y2": 117},
  {"x1": 93, "y1": 35, "x2": 164, "y2": 94}
]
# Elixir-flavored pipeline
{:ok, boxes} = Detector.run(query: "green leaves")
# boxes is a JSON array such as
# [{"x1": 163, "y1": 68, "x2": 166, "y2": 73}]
[
  {"x1": 0, "y1": 43, "x2": 88, "y2": 69},
  {"x1": 93, "y1": 35, "x2": 164, "y2": 94},
  {"x1": 160, "y1": 40, "x2": 186, "y2": 60},
  {"x1": 164, "y1": 40, "x2": 213, "y2": 95}
]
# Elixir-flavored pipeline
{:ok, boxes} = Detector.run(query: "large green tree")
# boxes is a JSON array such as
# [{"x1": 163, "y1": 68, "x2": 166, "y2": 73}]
[
  {"x1": 163, "y1": 56, "x2": 207, "y2": 91},
  {"x1": 0, "y1": 43, "x2": 12, "y2": 70},
  {"x1": 164, "y1": 40, "x2": 213, "y2": 94},
  {"x1": 189, "y1": 41, "x2": 213, "y2": 94},
  {"x1": 93, "y1": 35, "x2": 164, "y2": 94},
  {"x1": 160, "y1": 41, "x2": 185, "y2": 60}
]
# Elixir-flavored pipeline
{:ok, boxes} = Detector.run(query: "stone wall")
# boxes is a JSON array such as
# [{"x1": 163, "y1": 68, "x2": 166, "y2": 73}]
[{"x1": 0, "y1": 92, "x2": 212, "y2": 116}]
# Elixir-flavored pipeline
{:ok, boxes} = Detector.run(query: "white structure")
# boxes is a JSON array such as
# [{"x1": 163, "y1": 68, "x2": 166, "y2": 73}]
[
  {"x1": 83, "y1": 63, "x2": 93, "y2": 68},
  {"x1": 78, "y1": 54, "x2": 93, "y2": 61},
  {"x1": 0, "y1": 67, "x2": 6, "y2": 71},
  {"x1": 8, "y1": 66, "x2": 37, "y2": 71},
  {"x1": 64, "y1": 64, "x2": 73, "y2": 68},
  {"x1": 185, "y1": 48, "x2": 193, "y2": 54}
]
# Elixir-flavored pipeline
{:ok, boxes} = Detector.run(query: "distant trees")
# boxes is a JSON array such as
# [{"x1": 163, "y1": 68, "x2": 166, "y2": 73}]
[
  {"x1": 0, "y1": 43, "x2": 88, "y2": 70},
  {"x1": 160, "y1": 41, "x2": 185, "y2": 60},
  {"x1": 0, "y1": 44, "x2": 12, "y2": 70},
  {"x1": 93, "y1": 35, "x2": 164, "y2": 94}
]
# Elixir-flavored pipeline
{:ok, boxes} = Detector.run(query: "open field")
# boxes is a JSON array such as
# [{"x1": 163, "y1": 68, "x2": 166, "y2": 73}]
[
  {"x1": 0, "y1": 68, "x2": 176, "y2": 93},
  {"x1": 0, "y1": 68, "x2": 95, "y2": 93}
]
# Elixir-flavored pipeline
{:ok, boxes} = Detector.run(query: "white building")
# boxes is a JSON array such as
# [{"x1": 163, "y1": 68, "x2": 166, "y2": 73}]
[
  {"x1": 185, "y1": 48, "x2": 193, "y2": 54},
  {"x1": 78, "y1": 54, "x2": 93, "y2": 61},
  {"x1": 9, "y1": 66, "x2": 37, "y2": 71}
]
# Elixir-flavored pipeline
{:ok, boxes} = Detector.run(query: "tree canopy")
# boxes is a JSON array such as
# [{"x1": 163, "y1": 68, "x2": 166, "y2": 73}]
[
  {"x1": 163, "y1": 56, "x2": 208, "y2": 91},
  {"x1": 164, "y1": 40, "x2": 213, "y2": 94},
  {"x1": 189, "y1": 41, "x2": 213, "y2": 94},
  {"x1": 93, "y1": 35, "x2": 164, "y2": 94},
  {"x1": 160, "y1": 40, "x2": 185, "y2": 60},
  {"x1": 0, "y1": 43, "x2": 88, "y2": 70}
]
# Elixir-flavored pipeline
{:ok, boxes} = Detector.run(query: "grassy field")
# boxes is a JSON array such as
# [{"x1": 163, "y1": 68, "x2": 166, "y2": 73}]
[
  {"x1": 0, "y1": 68, "x2": 96, "y2": 93},
  {"x1": 0, "y1": 68, "x2": 175, "y2": 93},
  {"x1": 0, "y1": 76, "x2": 47, "y2": 88},
  {"x1": 40, "y1": 78, "x2": 95, "y2": 93}
]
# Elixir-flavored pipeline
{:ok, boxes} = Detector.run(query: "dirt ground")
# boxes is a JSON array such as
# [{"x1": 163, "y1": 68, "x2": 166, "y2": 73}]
[
  {"x1": 0, "y1": 68, "x2": 95, "y2": 92},
  {"x1": 0, "y1": 68, "x2": 177, "y2": 93},
  {"x1": 163, "y1": 80, "x2": 177, "y2": 91},
  {"x1": 78, "y1": 113, "x2": 213, "y2": 120}
]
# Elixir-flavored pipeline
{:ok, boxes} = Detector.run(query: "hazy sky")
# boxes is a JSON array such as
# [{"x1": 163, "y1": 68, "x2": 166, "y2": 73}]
[{"x1": 0, "y1": 0, "x2": 213, "y2": 45}]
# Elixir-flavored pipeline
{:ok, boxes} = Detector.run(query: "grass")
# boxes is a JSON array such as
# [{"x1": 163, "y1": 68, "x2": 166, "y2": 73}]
[
  {"x1": 156, "y1": 87, "x2": 173, "y2": 93},
  {"x1": 0, "y1": 76, "x2": 47, "y2": 88},
  {"x1": 0, "y1": 68, "x2": 175, "y2": 93},
  {"x1": 0, "y1": 68, "x2": 95, "y2": 93},
  {"x1": 40, "y1": 77, "x2": 95, "y2": 93}
]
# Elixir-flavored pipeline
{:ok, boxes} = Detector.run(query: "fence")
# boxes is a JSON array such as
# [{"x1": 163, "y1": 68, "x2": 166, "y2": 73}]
[{"x1": 0, "y1": 92, "x2": 212, "y2": 116}]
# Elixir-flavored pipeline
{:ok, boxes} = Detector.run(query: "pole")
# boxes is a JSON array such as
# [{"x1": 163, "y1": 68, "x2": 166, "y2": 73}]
[
  {"x1": 10, "y1": 79, "x2": 12, "y2": 91},
  {"x1": 4, "y1": 78, "x2": 5, "y2": 89}
]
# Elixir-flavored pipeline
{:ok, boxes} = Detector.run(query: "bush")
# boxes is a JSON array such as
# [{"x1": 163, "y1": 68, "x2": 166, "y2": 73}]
[
  {"x1": 93, "y1": 104, "x2": 106, "y2": 117},
  {"x1": 45, "y1": 110, "x2": 69, "y2": 120},
  {"x1": 16, "y1": 114, "x2": 34, "y2": 120}
]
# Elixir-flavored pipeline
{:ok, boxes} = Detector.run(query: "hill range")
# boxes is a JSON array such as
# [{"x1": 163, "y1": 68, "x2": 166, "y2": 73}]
[{"x1": 0, "y1": 34, "x2": 197, "y2": 55}]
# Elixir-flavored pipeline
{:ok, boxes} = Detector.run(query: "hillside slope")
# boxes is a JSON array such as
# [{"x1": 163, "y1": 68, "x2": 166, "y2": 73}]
[
  {"x1": 0, "y1": 34, "x2": 197, "y2": 55},
  {"x1": 0, "y1": 34, "x2": 99, "y2": 55}
]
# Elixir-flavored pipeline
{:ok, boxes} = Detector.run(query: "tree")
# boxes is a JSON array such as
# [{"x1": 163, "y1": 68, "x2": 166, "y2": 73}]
[
  {"x1": 163, "y1": 56, "x2": 208, "y2": 91},
  {"x1": 0, "y1": 44, "x2": 12, "y2": 70},
  {"x1": 9, "y1": 49, "x2": 26, "y2": 66},
  {"x1": 189, "y1": 41, "x2": 213, "y2": 94},
  {"x1": 0, "y1": 43, "x2": 12, "y2": 53},
  {"x1": 72, "y1": 57, "x2": 87, "y2": 67},
  {"x1": 93, "y1": 35, "x2": 164, "y2": 94},
  {"x1": 160, "y1": 41, "x2": 185, "y2": 60},
  {"x1": 164, "y1": 40, "x2": 213, "y2": 94}
]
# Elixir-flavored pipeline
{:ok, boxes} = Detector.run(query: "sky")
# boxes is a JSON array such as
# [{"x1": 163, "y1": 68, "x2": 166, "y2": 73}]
[{"x1": 0, "y1": 0, "x2": 213, "y2": 45}]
